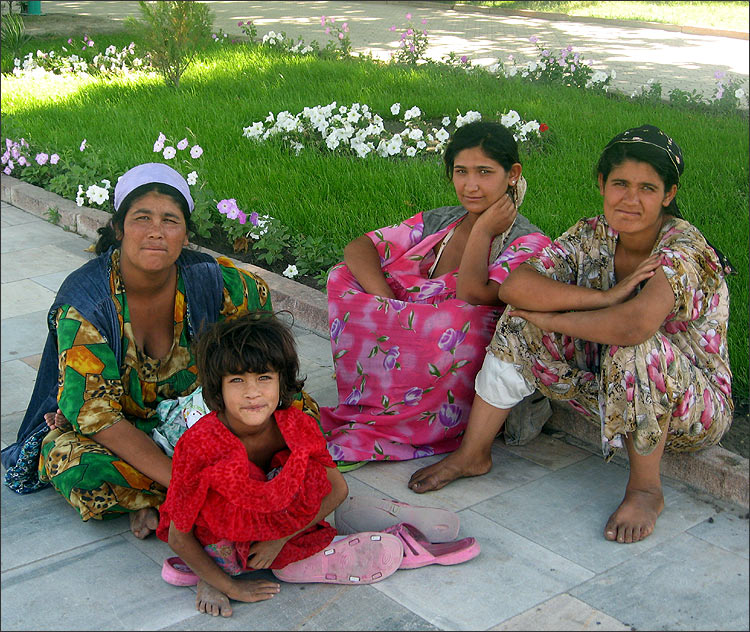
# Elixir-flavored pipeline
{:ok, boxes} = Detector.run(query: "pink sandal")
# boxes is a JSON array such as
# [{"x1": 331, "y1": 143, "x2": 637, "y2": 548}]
[
  {"x1": 161, "y1": 556, "x2": 199, "y2": 586},
  {"x1": 334, "y1": 496, "x2": 460, "y2": 543},
  {"x1": 383, "y1": 523, "x2": 480, "y2": 569},
  {"x1": 271, "y1": 532, "x2": 403, "y2": 585}
]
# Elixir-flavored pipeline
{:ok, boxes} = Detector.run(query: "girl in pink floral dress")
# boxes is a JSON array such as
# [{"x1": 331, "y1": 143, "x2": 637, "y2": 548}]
[
  {"x1": 320, "y1": 122, "x2": 551, "y2": 465},
  {"x1": 410, "y1": 125, "x2": 734, "y2": 545}
]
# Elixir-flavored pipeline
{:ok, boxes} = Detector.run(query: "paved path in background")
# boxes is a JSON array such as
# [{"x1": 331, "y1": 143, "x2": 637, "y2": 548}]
[{"x1": 36, "y1": 0, "x2": 750, "y2": 97}]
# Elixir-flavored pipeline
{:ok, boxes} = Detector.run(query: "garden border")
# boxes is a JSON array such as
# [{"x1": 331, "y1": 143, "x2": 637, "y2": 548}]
[{"x1": 2, "y1": 173, "x2": 747, "y2": 509}]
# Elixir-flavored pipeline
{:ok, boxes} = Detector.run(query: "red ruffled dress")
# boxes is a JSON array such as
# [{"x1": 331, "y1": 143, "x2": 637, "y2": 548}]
[{"x1": 156, "y1": 408, "x2": 337, "y2": 571}]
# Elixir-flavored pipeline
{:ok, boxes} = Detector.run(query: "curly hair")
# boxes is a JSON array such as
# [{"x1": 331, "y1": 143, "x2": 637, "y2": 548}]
[{"x1": 195, "y1": 311, "x2": 305, "y2": 412}]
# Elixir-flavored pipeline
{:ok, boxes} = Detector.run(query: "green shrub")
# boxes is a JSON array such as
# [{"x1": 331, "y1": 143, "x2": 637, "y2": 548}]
[{"x1": 126, "y1": 0, "x2": 213, "y2": 89}]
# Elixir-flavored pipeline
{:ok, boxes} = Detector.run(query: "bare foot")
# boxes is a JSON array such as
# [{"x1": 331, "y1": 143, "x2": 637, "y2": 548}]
[
  {"x1": 604, "y1": 487, "x2": 664, "y2": 544},
  {"x1": 129, "y1": 507, "x2": 159, "y2": 539},
  {"x1": 197, "y1": 580, "x2": 233, "y2": 617},
  {"x1": 408, "y1": 451, "x2": 492, "y2": 493}
]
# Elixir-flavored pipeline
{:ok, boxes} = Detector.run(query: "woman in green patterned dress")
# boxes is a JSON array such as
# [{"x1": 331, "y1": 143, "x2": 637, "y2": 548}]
[{"x1": 2, "y1": 163, "x2": 317, "y2": 539}]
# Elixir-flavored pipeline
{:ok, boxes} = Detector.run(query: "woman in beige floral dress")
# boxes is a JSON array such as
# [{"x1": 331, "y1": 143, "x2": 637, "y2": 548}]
[{"x1": 409, "y1": 125, "x2": 734, "y2": 545}]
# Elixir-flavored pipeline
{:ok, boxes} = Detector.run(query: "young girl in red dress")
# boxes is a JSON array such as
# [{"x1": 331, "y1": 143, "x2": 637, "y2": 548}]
[{"x1": 156, "y1": 312, "x2": 404, "y2": 617}]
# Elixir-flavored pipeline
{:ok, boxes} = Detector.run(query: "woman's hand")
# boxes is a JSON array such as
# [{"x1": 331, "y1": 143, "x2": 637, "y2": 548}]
[
  {"x1": 44, "y1": 408, "x2": 72, "y2": 431},
  {"x1": 246, "y1": 537, "x2": 289, "y2": 570},
  {"x1": 604, "y1": 254, "x2": 662, "y2": 307},
  {"x1": 474, "y1": 192, "x2": 517, "y2": 237}
]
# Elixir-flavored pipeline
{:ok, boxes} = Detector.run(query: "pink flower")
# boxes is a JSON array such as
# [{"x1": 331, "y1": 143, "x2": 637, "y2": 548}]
[
  {"x1": 325, "y1": 26, "x2": 331, "y2": 34},
  {"x1": 700, "y1": 389, "x2": 713, "y2": 429},
  {"x1": 568, "y1": 400, "x2": 591, "y2": 416},
  {"x1": 541, "y1": 334, "x2": 561, "y2": 361},
  {"x1": 664, "y1": 319, "x2": 688, "y2": 334},
  {"x1": 342, "y1": 22, "x2": 348, "y2": 32},
  {"x1": 699, "y1": 329, "x2": 721, "y2": 354},
  {"x1": 3, "y1": 166, "x2": 11, "y2": 175},
  {"x1": 407, "y1": 28, "x2": 413, "y2": 35},
  {"x1": 390, "y1": 25, "x2": 396, "y2": 31},
  {"x1": 35, "y1": 153, "x2": 49, "y2": 165},
  {"x1": 190, "y1": 144, "x2": 203, "y2": 159},
  {"x1": 621, "y1": 371, "x2": 635, "y2": 402},
  {"x1": 421, "y1": 18, "x2": 427, "y2": 24},
  {"x1": 17, "y1": 156, "x2": 27, "y2": 166},
  {"x1": 237, "y1": 20, "x2": 243, "y2": 27},
  {"x1": 672, "y1": 384, "x2": 695, "y2": 420},
  {"x1": 715, "y1": 372, "x2": 732, "y2": 398},
  {"x1": 561, "y1": 335, "x2": 574, "y2": 360},
  {"x1": 660, "y1": 336, "x2": 675, "y2": 365},
  {"x1": 646, "y1": 349, "x2": 666, "y2": 393},
  {"x1": 531, "y1": 358, "x2": 559, "y2": 386},
  {"x1": 406, "y1": 13, "x2": 412, "y2": 19},
  {"x1": 67, "y1": 38, "x2": 73, "y2": 44},
  {"x1": 236, "y1": 210, "x2": 248, "y2": 224},
  {"x1": 338, "y1": 32, "x2": 344, "y2": 40},
  {"x1": 50, "y1": 153, "x2": 59, "y2": 165},
  {"x1": 217, "y1": 198, "x2": 239, "y2": 215},
  {"x1": 176, "y1": 138, "x2": 189, "y2": 150},
  {"x1": 321, "y1": 15, "x2": 326, "y2": 26}
]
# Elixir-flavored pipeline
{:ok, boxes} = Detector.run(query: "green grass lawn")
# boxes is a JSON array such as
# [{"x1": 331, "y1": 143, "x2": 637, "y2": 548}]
[
  {"x1": 2, "y1": 34, "x2": 748, "y2": 395},
  {"x1": 470, "y1": 1, "x2": 750, "y2": 31}
]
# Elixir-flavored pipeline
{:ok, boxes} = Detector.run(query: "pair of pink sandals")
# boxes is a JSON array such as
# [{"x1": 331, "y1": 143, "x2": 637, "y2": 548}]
[{"x1": 161, "y1": 496, "x2": 480, "y2": 586}]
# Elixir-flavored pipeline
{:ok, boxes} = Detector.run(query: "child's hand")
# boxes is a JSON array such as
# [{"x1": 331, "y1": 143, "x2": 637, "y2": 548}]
[
  {"x1": 227, "y1": 577, "x2": 280, "y2": 603},
  {"x1": 246, "y1": 538, "x2": 287, "y2": 569},
  {"x1": 44, "y1": 408, "x2": 72, "y2": 431}
]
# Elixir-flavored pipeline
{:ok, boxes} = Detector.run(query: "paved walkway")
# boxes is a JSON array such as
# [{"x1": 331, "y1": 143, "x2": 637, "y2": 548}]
[
  {"x1": 1, "y1": 201, "x2": 749, "y2": 630},
  {"x1": 32, "y1": 1, "x2": 750, "y2": 98}
]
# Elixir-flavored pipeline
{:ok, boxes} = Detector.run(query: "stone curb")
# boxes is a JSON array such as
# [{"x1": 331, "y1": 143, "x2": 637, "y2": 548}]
[
  {"x1": 448, "y1": 2, "x2": 749, "y2": 41},
  {"x1": 2, "y1": 174, "x2": 747, "y2": 508}
]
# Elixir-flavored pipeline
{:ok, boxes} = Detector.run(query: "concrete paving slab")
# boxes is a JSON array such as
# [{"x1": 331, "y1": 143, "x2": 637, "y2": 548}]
[
  {"x1": 0, "y1": 220, "x2": 83, "y2": 253},
  {"x1": 570, "y1": 532, "x2": 750, "y2": 631},
  {"x1": 374, "y1": 509, "x2": 593, "y2": 630},
  {"x1": 687, "y1": 509, "x2": 750, "y2": 559},
  {"x1": 0, "y1": 482, "x2": 129, "y2": 571},
  {"x1": 1, "y1": 279, "x2": 56, "y2": 320},
  {"x1": 1, "y1": 412, "x2": 24, "y2": 447},
  {"x1": 1, "y1": 359, "x2": 39, "y2": 416},
  {"x1": 1, "y1": 309, "x2": 49, "y2": 362},
  {"x1": 490, "y1": 593, "x2": 631, "y2": 631},
  {"x1": 1, "y1": 244, "x2": 91, "y2": 283},
  {"x1": 348, "y1": 440, "x2": 551, "y2": 513},
  {"x1": 0, "y1": 536, "x2": 199, "y2": 631},
  {"x1": 499, "y1": 431, "x2": 591, "y2": 471},
  {"x1": 472, "y1": 457, "x2": 716, "y2": 574},
  {"x1": 0, "y1": 203, "x2": 40, "y2": 226}
]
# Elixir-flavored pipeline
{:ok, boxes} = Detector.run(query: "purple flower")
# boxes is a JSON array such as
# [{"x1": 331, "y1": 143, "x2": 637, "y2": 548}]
[
  {"x1": 18, "y1": 156, "x2": 27, "y2": 166},
  {"x1": 236, "y1": 210, "x2": 247, "y2": 224},
  {"x1": 407, "y1": 28, "x2": 413, "y2": 35},
  {"x1": 714, "y1": 70, "x2": 725, "y2": 80},
  {"x1": 404, "y1": 387, "x2": 423, "y2": 406},
  {"x1": 383, "y1": 346, "x2": 400, "y2": 371},
  {"x1": 50, "y1": 153, "x2": 60, "y2": 165},
  {"x1": 3, "y1": 166, "x2": 11, "y2": 175},
  {"x1": 460, "y1": 55, "x2": 468, "y2": 64},
  {"x1": 328, "y1": 443, "x2": 346, "y2": 460},
  {"x1": 529, "y1": 35, "x2": 539, "y2": 43},
  {"x1": 330, "y1": 317, "x2": 346, "y2": 341},
  {"x1": 67, "y1": 38, "x2": 73, "y2": 44},
  {"x1": 344, "y1": 388, "x2": 362, "y2": 406},
  {"x1": 388, "y1": 298, "x2": 407, "y2": 312},
  {"x1": 217, "y1": 198, "x2": 239, "y2": 215},
  {"x1": 415, "y1": 279, "x2": 445, "y2": 300},
  {"x1": 177, "y1": 137, "x2": 189, "y2": 150},
  {"x1": 237, "y1": 20, "x2": 243, "y2": 27},
  {"x1": 437, "y1": 328, "x2": 466, "y2": 353},
  {"x1": 79, "y1": 139, "x2": 87, "y2": 151},
  {"x1": 190, "y1": 144, "x2": 203, "y2": 159},
  {"x1": 438, "y1": 402, "x2": 462, "y2": 428},
  {"x1": 413, "y1": 445, "x2": 434, "y2": 458},
  {"x1": 35, "y1": 153, "x2": 49, "y2": 165},
  {"x1": 249, "y1": 211, "x2": 259, "y2": 225}
]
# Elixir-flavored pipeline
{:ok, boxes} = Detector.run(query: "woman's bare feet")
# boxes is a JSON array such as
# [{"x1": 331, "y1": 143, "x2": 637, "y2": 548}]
[
  {"x1": 408, "y1": 451, "x2": 492, "y2": 493},
  {"x1": 197, "y1": 580, "x2": 233, "y2": 617},
  {"x1": 604, "y1": 487, "x2": 664, "y2": 543},
  {"x1": 129, "y1": 507, "x2": 159, "y2": 539}
]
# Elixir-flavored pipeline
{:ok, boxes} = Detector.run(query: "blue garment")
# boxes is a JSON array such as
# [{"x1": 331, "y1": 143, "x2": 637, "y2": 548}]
[{"x1": 1, "y1": 247, "x2": 223, "y2": 493}]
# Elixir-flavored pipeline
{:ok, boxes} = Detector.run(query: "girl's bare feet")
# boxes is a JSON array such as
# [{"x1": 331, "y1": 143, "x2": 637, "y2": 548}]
[
  {"x1": 604, "y1": 487, "x2": 664, "y2": 543},
  {"x1": 129, "y1": 507, "x2": 159, "y2": 539},
  {"x1": 197, "y1": 580, "x2": 233, "y2": 617},
  {"x1": 408, "y1": 451, "x2": 492, "y2": 493}
]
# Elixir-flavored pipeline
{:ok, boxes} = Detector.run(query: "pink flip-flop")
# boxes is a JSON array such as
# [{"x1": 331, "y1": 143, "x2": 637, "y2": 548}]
[
  {"x1": 161, "y1": 556, "x2": 199, "y2": 586},
  {"x1": 334, "y1": 496, "x2": 460, "y2": 543},
  {"x1": 271, "y1": 532, "x2": 403, "y2": 585},
  {"x1": 383, "y1": 523, "x2": 480, "y2": 569}
]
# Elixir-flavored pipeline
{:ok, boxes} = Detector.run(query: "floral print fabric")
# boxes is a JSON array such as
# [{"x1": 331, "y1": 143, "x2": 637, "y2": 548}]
[
  {"x1": 489, "y1": 215, "x2": 733, "y2": 458},
  {"x1": 319, "y1": 210, "x2": 550, "y2": 462}
]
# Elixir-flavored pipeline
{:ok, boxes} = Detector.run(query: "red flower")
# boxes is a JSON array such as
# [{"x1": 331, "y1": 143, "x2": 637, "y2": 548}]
[{"x1": 539, "y1": 123, "x2": 549, "y2": 132}]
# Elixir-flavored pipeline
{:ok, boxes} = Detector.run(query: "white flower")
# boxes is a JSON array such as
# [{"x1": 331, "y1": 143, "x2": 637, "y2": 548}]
[
  {"x1": 735, "y1": 88, "x2": 746, "y2": 100},
  {"x1": 487, "y1": 63, "x2": 500, "y2": 74},
  {"x1": 390, "y1": 102, "x2": 401, "y2": 115},
  {"x1": 435, "y1": 127, "x2": 450, "y2": 143},
  {"x1": 186, "y1": 171, "x2": 198, "y2": 185},
  {"x1": 408, "y1": 128, "x2": 423, "y2": 140},
  {"x1": 177, "y1": 138, "x2": 189, "y2": 150},
  {"x1": 441, "y1": 116, "x2": 451, "y2": 126},
  {"x1": 416, "y1": 140, "x2": 426, "y2": 149},
  {"x1": 163, "y1": 146, "x2": 176, "y2": 159},
  {"x1": 501, "y1": 110, "x2": 520, "y2": 128},
  {"x1": 404, "y1": 106, "x2": 421, "y2": 121},
  {"x1": 506, "y1": 66, "x2": 518, "y2": 78},
  {"x1": 283, "y1": 264, "x2": 299, "y2": 278},
  {"x1": 86, "y1": 184, "x2": 109, "y2": 206},
  {"x1": 76, "y1": 185, "x2": 85, "y2": 207},
  {"x1": 243, "y1": 121, "x2": 265, "y2": 139},
  {"x1": 405, "y1": 146, "x2": 417, "y2": 157},
  {"x1": 100, "y1": 179, "x2": 111, "y2": 189},
  {"x1": 290, "y1": 141, "x2": 304, "y2": 155},
  {"x1": 610, "y1": 69, "x2": 616, "y2": 79}
]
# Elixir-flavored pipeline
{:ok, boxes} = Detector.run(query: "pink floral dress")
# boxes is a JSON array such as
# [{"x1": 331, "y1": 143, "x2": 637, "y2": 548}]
[
  {"x1": 489, "y1": 215, "x2": 733, "y2": 458},
  {"x1": 319, "y1": 209, "x2": 550, "y2": 462}
]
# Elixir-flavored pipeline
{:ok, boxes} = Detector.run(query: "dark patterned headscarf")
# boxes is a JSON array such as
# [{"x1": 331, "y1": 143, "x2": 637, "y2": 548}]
[{"x1": 603, "y1": 125, "x2": 735, "y2": 276}]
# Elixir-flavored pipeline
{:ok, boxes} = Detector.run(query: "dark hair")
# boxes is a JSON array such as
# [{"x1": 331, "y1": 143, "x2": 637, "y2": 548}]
[
  {"x1": 443, "y1": 121, "x2": 520, "y2": 179},
  {"x1": 596, "y1": 141, "x2": 681, "y2": 217},
  {"x1": 195, "y1": 311, "x2": 305, "y2": 413},
  {"x1": 94, "y1": 183, "x2": 193, "y2": 255}
]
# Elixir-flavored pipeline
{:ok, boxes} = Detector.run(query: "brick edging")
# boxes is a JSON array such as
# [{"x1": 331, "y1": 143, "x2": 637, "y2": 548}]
[{"x1": 2, "y1": 174, "x2": 747, "y2": 507}]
